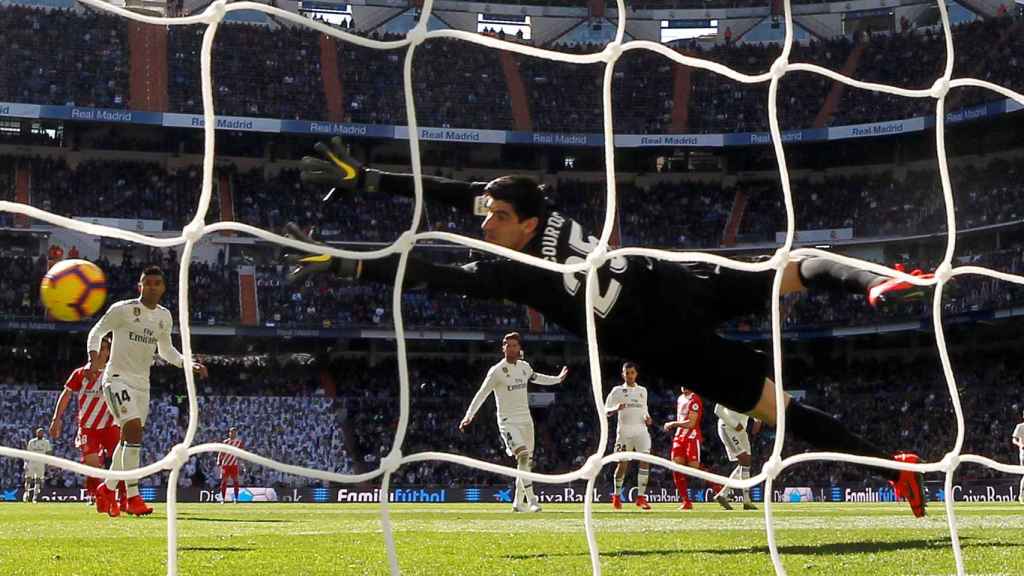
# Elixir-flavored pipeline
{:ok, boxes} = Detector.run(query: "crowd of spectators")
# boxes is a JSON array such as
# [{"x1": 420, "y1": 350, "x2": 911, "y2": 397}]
[
  {"x1": 8, "y1": 233, "x2": 1024, "y2": 335},
  {"x1": 4, "y1": 349, "x2": 1023, "y2": 493},
  {"x1": 169, "y1": 22, "x2": 326, "y2": 119},
  {"x1": 11, "y1": 154, "x2": 1024, "y2": 249},
  {"x1": 0, "y1": 247, "x2": 238, "y2": 326},
  {"x1": 0, "y1": 5, "x2": 128, "y2": 109},
  {"x1": 25, "y1": 158, "x2": 213, "y2": 230},
  {"x1": 5, "y1": 152, "x2": 1024, "y2": 330},
  {"x1": 0, "y1": 388, "x2": 349, "y2": 491},
  {"x1": 3, "y1": 5, "x2": 1021, "y2": 134}
]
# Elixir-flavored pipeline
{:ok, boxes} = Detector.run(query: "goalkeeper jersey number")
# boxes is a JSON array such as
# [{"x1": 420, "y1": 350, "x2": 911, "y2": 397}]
[{"x1": 361, "y1": 173, "x2": 663, "y2": 353}]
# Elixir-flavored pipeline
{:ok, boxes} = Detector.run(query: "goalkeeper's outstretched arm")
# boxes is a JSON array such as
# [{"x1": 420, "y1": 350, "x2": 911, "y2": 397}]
[
  {"x1": 284, "y1": 223, "x2": 538, "y2": 302},
  {"x1": 301, "y1": 136, "x2": 486, "y2": 212}
]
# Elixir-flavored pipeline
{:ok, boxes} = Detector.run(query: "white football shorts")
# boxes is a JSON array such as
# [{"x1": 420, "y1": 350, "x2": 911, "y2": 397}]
[
  {"x1": 718, "y1": 423, "x2": 751, "y2": 462},
  {"x1": 24, "y1": 462, "x2": 45, "y2": 479},
  {"x1": 102, "y1": 374, "x2": 151, "y2": 427},
  {"x1": 498, "y1": 417, "x2": 535, "y2": 456},
  {"x1": 614, "y1": 430, "x2": 652, "y2": 454}
]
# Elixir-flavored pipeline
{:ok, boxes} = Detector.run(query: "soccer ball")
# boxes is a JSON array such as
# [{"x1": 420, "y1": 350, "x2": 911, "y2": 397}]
[{"x1": 40, "y1": 259, "x2": 108, "y2": 322}]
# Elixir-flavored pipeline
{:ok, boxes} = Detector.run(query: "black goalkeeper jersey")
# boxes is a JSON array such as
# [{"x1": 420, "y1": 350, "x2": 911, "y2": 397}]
[
  {"x1": 359, "y1": 171, "x2": 774, "y2": 411},
  {"x1": 360, "y1": 172, "x2": 668, "y2": 353}
]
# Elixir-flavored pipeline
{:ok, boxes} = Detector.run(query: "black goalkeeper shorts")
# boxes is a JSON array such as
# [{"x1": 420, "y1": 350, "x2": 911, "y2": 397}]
[{"x1": 630, "y1": 260, "x2": 777, "y2": 413}]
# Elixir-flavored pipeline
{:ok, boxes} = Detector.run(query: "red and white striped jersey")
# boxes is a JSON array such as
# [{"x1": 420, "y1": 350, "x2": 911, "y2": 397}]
[
  {"x1": 64, "y1": 366, "x2": 116, "y2": 431},
  {"x1": 674, "y1": 392, "x2": 703, "y2": 441},
  {"x1": 217, "y1": 437, "x2": 244, "y2": 466}
]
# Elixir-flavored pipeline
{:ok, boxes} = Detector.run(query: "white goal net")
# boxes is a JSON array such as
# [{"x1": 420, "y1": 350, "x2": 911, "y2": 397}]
[{"x1": 2, "y1": 1, "x2": 1024, "y2": 575}]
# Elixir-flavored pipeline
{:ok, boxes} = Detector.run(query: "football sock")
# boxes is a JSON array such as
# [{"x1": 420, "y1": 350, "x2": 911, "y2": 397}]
[
  {"x1": 786, "y1": 401, "x2": 898, "y2": 482},
  {"x1": 85, "y1": 476, "x2": 99, "y2": 496},
  {"x1": 798, "y1": 258, "x2": 883, "y2": 295},
  {"x1": 673, "y1": 471, "x2": 689, "y2": 502},
  {"x1": 720, "y1": 466, "x2": 743, "y2": 498},
  {"x1": 121, "y1": 443, "x2": 142, "y2": 498},
  {"x1": 517, "y1": 452, "x2": 536, "y2": 503},
  {"x1": 613, "y1": 474, "x2": 624, "y2": 497},
  {"x1": 104, "y1": 442, "x2": 125, "y2": 491},
  {"x1": 637, "y1": 467, "x2": 649, "y2": 497},
  {"x1": 739, "y1": 465, "x2": 751, "y2": 502},
  {"x1": 233, "y1": 484, "x2": 240, "y2": 501}
]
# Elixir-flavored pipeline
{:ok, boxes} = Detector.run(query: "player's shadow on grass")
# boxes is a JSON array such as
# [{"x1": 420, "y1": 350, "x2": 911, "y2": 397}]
[
  {"x1": 507, "y1": 536, "x2": 1014, "y2": 560},
  {"x1": 178, "y1": 514, "x2": 291, "y2": 524},
  {"x1": 686, "y1": 536, "x2": 1015, "y2": 557},
  {"x1": 180, "y1": 546, "x2": 256, "y2": 553}
]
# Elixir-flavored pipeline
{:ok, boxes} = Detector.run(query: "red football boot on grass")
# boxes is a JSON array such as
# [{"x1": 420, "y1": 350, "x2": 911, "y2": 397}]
[
  {"x1": 95, "y1": 484, "x2": 120, "y2": 518},
  {"x1": 611, "y1": 494, "x2": 622, "y2": 510},
  {"x1": 123, "y1": 495, "x2": 154, "y2": 516},
  {"x1": 635, "y1": 495, "x2": 651, "y2": 511},
  {"x1": 889, "y1": 451, "x2": 927, "y2": 518}
]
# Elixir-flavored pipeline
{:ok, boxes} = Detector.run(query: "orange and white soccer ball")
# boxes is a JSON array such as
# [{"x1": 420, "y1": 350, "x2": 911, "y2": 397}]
[{"x1": 40, "y1": 259, "x2": 108, "y2": 322}]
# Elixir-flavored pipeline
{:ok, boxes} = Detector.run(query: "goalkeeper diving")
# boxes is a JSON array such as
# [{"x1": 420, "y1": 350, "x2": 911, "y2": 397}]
[{"x1": 288, "y1": 137, "x2": 930, "y2": 517}]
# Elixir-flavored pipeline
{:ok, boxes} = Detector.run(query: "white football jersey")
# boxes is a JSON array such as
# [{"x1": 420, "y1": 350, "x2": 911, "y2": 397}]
[
  {"x1": 464, "y1": 359, "x2": 562, "y2": 422},
  {"x1": 1013, "y1": 423, "x2": 1024, "y2": 449},
  {"x1": 715, "y1": 403, "x2": 750, "y2": 432},
  {"x1": 26, "y1": 437, "x2": 52, "y2": 456},
  {"x1": 604, "y1": 384, "x2": 650, "y2": 437},
  {"x1": 87, "y1": 298, "x2": 182, "y2": 383}
]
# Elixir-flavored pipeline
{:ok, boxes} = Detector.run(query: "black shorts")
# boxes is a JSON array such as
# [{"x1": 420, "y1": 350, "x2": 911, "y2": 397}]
[
  {"x1": 661, "y1": 260, "x2": 776, "y2": 326},
  {"x1": 622, "y1": 261, "x2": 776, "y2": 413}
]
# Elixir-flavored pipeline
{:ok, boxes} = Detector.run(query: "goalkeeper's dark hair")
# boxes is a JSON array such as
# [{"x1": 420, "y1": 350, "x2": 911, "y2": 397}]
[
  {"x1": 140, "y1": 265, "x2": 164, "y2": 280},
  {"x1": 484, "y1": 176, "x2": 549, "y2": 222}
]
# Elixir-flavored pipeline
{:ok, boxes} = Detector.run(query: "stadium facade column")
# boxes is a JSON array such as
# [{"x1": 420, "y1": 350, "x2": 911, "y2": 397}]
[
  {"x1": 237, "y1": 265, "x2": 259, "y2": 326},
  {"x1": 217, "y1": 171, "x2": 235, "y2": 236},
  {"x1": 128, "y1": 23, "x2": 169, "y2": 112},
  {"x1": 320, "y1": 35, "x2": 345, "y2": 122},
  {"x1": 721, "y1": 189, "x2": 748, "y2": 248},
  {"x1": 813, "y1": 42, "x2": 866, "y2": 129},
  {"x1": 499, "y1": 52, "x2": 532, "y2": 132},
  {"x1": 670, "y1": 62, "x2": 690, "y2": 133}
]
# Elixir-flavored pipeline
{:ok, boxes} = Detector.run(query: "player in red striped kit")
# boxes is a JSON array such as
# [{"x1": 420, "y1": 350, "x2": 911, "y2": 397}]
[
  {"x1": 664, "y1": 387, "x2": 707, "y2": 510},
  {"x1": 49, "y1": 335, "x2": 127, "y2": 510},
  {"x1": 217, "y1": 427, "x2": 244, "y2": 503}
]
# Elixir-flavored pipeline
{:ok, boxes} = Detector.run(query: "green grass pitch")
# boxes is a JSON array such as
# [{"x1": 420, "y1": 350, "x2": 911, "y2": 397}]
[{"x1": 0, "y1": 502, "x2": 1021, "y2": 575}]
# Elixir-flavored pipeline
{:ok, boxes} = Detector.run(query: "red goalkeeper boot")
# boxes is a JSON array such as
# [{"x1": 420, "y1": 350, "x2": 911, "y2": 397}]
[
  {"x1": 123, "y1": 495, "x2": 154, "y2": 516},
  {"x1": 889, "y1": 451, "x2": 927, "y2": 518},
  {"x1": 635, "y1": 495, "x2": 651, "y2": 511},
  {"x1": 611, "y1": 494, "x2": 622, "y2": 510},
  {"x1": 95, "y1": 484, "x2": 120, "y2": 518},
  {"x1": 679, "y1": 500, "x2": 693, "y2": 511},
  {"x1": 868, "y1": 264, "x2": 933, "y2": 308}
]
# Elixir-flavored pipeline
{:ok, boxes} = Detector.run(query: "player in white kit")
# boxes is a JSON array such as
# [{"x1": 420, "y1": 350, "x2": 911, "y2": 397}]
[
  {"x1": 460, "y1": 332, "x2": 568, "y2": 512},
  {"x1": 86, "y1": 266, "x2": 207, "y2": 517},
  {"x1": 604, "y1": 362, "x2": 653, "y2": 511},
  {"x1": 712, "y1": 403, "x2": 761, "y2": 510},
  {"x1": 1013, "y1": 410, "x2": 1024, "y2": 504},
  {"x1": 23, "y1": 428, "x2": 52, "y2": 502}
]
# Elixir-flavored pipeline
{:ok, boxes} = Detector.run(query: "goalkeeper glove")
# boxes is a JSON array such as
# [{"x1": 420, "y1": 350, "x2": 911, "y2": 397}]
[
  {"x1": 300, "y1": 136, "x2": 381, "y2": 203},
  {"x1": 283, "y1": 222, "x2": 360, "y2": 285}
]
